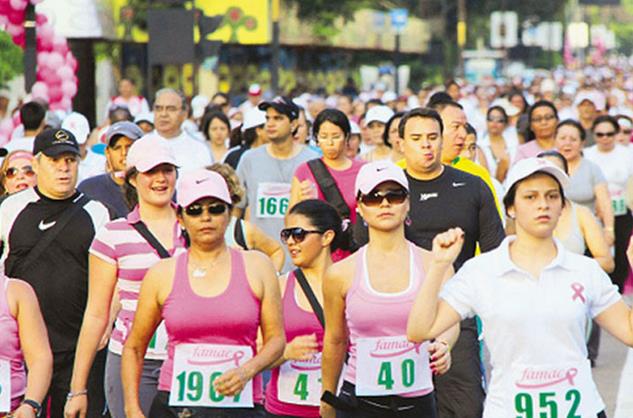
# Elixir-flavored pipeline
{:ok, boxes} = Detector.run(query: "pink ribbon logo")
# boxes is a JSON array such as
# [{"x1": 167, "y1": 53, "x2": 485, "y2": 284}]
[
  {"x1": 571, "y1": 283, "x2": 586, "y2": 303},
  {"x1": 516, "y1": 368, "x2": 578, "y2": 389}
]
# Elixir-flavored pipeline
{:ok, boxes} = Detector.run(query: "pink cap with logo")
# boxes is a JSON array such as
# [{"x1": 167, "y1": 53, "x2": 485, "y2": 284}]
[
  {"x1": 176, "y1": 169, "x2": 232, "y2": 207},
  {"x1": 126, "y1": 133, "x2": 178, "y2": 173},
  {"x1": 354, "y1": 160, "x2": 409, "y2": 196}
]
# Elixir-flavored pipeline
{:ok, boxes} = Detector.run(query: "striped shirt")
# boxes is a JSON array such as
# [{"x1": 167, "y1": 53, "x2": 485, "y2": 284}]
[{"x1": 89, "y1": 205, "x2": 185, "y2": 359}]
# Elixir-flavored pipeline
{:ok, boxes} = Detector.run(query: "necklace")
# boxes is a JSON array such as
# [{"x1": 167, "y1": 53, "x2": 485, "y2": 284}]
[{"x1": 189, "y1": 249, "x2": 226, "y2": 279}]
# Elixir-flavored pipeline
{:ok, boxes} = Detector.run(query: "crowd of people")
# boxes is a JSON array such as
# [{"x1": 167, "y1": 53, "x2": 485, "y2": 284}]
[{"x1": 1, "y1": 67, "x2": 633, "y2": 418}]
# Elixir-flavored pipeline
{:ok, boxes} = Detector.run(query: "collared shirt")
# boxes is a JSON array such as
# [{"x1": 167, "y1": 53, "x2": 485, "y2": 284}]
[{"x1": 441, "y1": 236, "x2": 620, "y2": 417}]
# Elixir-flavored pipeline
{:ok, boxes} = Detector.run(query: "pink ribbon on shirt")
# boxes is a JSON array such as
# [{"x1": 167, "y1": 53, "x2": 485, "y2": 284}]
[{"x1": 571, "y1": 283, "x2": 586, "y2": 303}]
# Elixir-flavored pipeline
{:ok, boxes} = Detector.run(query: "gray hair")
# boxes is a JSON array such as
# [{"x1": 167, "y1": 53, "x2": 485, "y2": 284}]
[{"x1": 155, "y1": 88, "x2": 188, "y2": 112}]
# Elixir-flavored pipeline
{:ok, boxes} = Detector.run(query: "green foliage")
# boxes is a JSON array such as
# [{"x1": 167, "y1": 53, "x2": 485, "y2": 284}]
[{"x1": 0, "y1": 31, "x2": 23, "y2": 89}]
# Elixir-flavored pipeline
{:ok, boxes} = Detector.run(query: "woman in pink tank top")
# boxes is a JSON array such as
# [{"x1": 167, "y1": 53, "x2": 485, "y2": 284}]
[
  {"x1": 265, "y1": 199, "x2": 349, "y2": 418},
  {"x1": 121, "y1": 169, "x2": 285, "y2": 418},
  {"x1": 320, "y1": 161, "x2": 458, "y2": 418},
  {"x1": 66, "y1": 135, "x2": 184, "y2": 418},
  {"x1": 0, "y1": 274, "x2": 52, "y2": 418}
]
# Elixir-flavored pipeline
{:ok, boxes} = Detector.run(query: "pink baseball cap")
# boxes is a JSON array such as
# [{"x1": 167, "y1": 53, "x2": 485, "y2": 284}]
[
  {"x1": 354, "y1": 160, "x2": 409, "y2": 196},
  {"x1": 176, "y1": 169, "x2": 232, "y2": 207},
  {"x1": 126, "y1": 133, "x2": 178, "y2": 172}
]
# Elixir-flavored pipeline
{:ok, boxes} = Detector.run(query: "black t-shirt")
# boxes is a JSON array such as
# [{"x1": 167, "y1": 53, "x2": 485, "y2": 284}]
[
  {"x1": 1, "y1": 188, "x2": 110, "y2": 353},
  {"x1": 405, "y1": 166, "x2": 505, "y2": 271},
  {"x1": 224, "y1": 145, "x2": 250, "y2": 170},
  {"x1": 79, "y1": 174, "x2": 129, "y2": 218}
]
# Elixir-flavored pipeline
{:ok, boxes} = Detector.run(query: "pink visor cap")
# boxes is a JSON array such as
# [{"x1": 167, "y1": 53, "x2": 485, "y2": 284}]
[
  {"x1": 126, "y1": 134, "x2": 178, "y2": 173},
  {"x1": 176, "y1": 169, "x2": 232, "y2": 207},
  {"x1": 354, "y1": 160, "x2": 409, "y2": 196}
]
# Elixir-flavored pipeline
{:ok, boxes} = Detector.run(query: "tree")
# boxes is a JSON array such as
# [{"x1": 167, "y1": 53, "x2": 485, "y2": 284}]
[{"x1": 0, "y1": 31, "x2": 23, "y2": 89}]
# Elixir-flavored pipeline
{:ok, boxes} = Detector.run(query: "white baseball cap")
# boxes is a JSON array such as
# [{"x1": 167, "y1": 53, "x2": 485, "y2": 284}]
[
  {"x1": 355, "y1": 160, "x2": 409, "y2": 196},
  {"x1": 574, "y1": 90, "x2": 606, "y2": 111},
  {"x1": 61, "y1": 112, "x2": 90, "y2": 145},
  {"x1": 349, "y1": 120, "x2": 361, "y2": 135},
  {"x1": 126, "y1": 133, "x2": 178, "y2": 173},
  {"x1": 365, "y1": 105, "x2": 394, "y2": 125},
  {"x1": 382, "y1": 91, "x2": 398, "y2": 103},
  {"x1": 241, "y1": 108, "x2": 267, "y2": 132},
  {"x1": 505, "y1": 157, "x2": 569, "y2": 194},
  {"x1": 191, "y1": 95, "x2": 210, "y2": 119}
]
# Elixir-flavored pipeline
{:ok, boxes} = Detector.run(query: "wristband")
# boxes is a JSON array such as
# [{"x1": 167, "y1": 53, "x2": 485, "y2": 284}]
[
  {"x1": 21, "y1": 399, "x2": 42, "y2": 417},
  {"x1": 66, "y1": 389, "x2": 88, "y2": 400},
  {"x1": 435, "y1": 338, "x2": 451, "y2": 352}
]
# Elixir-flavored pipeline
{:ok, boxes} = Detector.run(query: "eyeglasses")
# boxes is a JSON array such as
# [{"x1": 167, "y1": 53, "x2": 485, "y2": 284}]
[
  {"x1": 5, "y1": 166, "x2": 35, "y2": 179},
  {"x1": 622, "y1": 129, "x2": 632, "y2": 135},
  {"x1": 487, "y1": 117, "x2": 506, "y2": 123},
  {"x1": 594, "y1": 131, "x2": 616, "y2": 138},
  {"x1": 153, "y1": 105, "x2": 182, "y2": 113},
  {"x1": 280, "y1": 227, "x2": 322, "y2": 243},
  {"x1": 359, "y1": 189, "x2": 408, "y2": 207},
  {"x1": 531, "y1": 115, "x2": 557, "y2": 124},
  {"x1": 184, "y1": 203, "x2": 228, "y2": 217}
]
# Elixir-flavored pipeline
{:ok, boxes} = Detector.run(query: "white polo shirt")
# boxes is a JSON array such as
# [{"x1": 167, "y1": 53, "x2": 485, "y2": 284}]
[{"x1": 440, "y1": 236, "x2": 620, "y2": 418}]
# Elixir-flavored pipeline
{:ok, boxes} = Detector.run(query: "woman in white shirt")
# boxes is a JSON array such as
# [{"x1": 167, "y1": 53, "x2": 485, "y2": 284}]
[{"x1": 408, "y1": 157, "x2": 633, "y2": 418}]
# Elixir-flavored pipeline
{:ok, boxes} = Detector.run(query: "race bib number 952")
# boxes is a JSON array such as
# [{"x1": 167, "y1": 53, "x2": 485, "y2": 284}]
[
  {"x1": 256, "y1": 183, "x2": 290, "y2": 219},
  {"x1": 169, "y1": 344, "x2": 253, "y2": 408}
]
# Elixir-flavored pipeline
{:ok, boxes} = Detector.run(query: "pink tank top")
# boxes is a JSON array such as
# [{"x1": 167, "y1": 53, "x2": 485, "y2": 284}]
[
  {"x1": 265, "y1": 271, "x2": 323, "y2": 417},
  {"x1": 344, "y1": 242, "x2": 432, "y2": 397},
  {"x1": 157, "y1": 249, "x2": 263, "y2": 404},
  {"x1": 0, "y1": 276, "x2": 26, "y2": 410}
]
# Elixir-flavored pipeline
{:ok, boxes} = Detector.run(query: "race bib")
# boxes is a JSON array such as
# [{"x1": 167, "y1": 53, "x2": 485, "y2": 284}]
[
  {"x1": 169, "y1": 344, "x2": 253, "y2": 408},
  {"x1": 147, "y1": 322, "x2": 169, "y2": 358},
  {"x1": 355, "y1": 336, "x2": 432, "y2": 396},
  {"x1": 0, "y1": 359, "x2": 10, "y2": 413},
  {"x1": 508, "y1": 360, "x2": 601, "y2": 418},
  {"x1": 256, "y1": 183, "x2": 290, "y2": 219},
  {"x1": 611, "y1": 190, "x2": 627, "y2": 216},
  {"x1": 277, "y1": 353, "x2": 322, "y2": 406}
]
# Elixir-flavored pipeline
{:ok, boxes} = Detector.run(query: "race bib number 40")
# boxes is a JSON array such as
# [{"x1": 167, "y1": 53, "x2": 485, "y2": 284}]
[
  {"x1": 277, "y1": 353, "x2": 322, "y2": 406},
  {"x1": 169, "y1": 344, "x2": 253, "y2": 408},
  {"x1": 256, "y1": 183, "x2": 290, "y2": 219},
  {"x1": 508, "y1": 360, "x2": 601, "y2": 418},
  {"x1": 355, "y1": 335, "x2": 432, "y2": 396},
  {"x1": 0, "y1": 359, "x2": 10, "y2": 413}
]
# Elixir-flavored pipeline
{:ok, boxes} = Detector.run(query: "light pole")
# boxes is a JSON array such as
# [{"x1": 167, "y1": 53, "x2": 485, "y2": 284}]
[
  {"x1": 271, "y1": 0, "x2": 280, "y2": 95},
  {"x1": 457, "y1": 0, "x2": 466, "y2": 77}
]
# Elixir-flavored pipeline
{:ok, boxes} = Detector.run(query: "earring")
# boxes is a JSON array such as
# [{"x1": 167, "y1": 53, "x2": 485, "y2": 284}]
[{"x1": 405, "y1": 215, "x2": 412, "y2": 226}]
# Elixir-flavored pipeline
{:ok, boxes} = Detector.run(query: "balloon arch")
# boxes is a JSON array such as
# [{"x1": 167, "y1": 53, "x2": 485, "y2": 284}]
[{"x1": 0, "y1": 0, "x2": 79, "y2": 112}]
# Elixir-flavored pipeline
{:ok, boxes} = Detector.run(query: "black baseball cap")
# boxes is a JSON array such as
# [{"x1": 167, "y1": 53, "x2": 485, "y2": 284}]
[
  {"x1": 258, "y1": 96, "x2": 300, "y2": 120},
  {"x1": 33, "y1": 128, "x2": 80, "y2": 157},
  {"x1": 106, "y1": 121, "x2": 144, "y2": 147}
]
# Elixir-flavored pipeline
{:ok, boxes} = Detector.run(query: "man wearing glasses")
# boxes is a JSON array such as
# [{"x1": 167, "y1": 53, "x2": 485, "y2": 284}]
[{"x1": 153, "y1": 88, "x2": 212, "y2": 172}]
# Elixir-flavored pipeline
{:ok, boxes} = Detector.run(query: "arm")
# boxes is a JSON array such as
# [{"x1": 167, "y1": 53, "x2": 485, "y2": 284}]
[
  {"x1": 595, "y1": 301, "x2": 633, "y2": 346},
  {"x1": 214, "y1": 252, "x2": 285, "y2": 396},
  {"x1": 495, "y1": 150, "x2": 511, "y2": 183},
  {"x1": 9, "y1": 280, "x2": 52, "y2": 417},
  {"x1": 244, "y1": 221, "x2": 285, "y2": 273},
  {"x1": 577, "y1": 205, "x2": 614, "y2": 273},
  {"x1": 121, "y1": 263, "x2": 167, "y2": 418},
  {"x1": 65, "y1": 255, "x2": 118, "y2": 417},
  {"x1": 594, "y1": 183, "x2": 615, "y2": 245}
]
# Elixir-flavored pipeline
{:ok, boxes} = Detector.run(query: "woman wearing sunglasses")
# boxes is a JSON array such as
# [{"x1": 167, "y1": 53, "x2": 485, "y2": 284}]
[
  {"x1": 265, "y1": 199, "x2": 347, "y2": 418},
  {"x1": 121, "y1": 169, "x2": 285, "y2": 418},
  {"x1": 407, "y1": 157, "x2": 633, "y2": 418},
  {"x1": 320, "y1": 161, "x2": 457, "y2": 418},
  {"x1": 0, "y1": 151, "x2": 37, "y2": 197},
  {"x1": 65, "y1": 136, "x2": 185, "y2": 418},
  {"x1": 480, "y1": 106, "x2": 516, "y2": 183},
  {"x1": 514, "y1": 100, "x2": 558, "y2": 164}
]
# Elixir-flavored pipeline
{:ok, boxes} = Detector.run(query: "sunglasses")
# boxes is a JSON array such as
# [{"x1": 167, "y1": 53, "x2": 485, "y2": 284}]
[
  {"x1": 359, "y1": 189, "x2": 408, "y2": 207},
  {"x1": 487, "y1": 117, "x2": 506, "y2": 123},
  {"x1": 280, "y1": 227, "x2": 322, "y2": 244},
  {"x1": 184, "y1": 203, "x2": 228, "y2": 217},
  {"x1": 594, "y1": 131, "x2": 616, "y2": 138},
  {"x1": 5, "y1": 166, "x2": 35, "y2": 179}
]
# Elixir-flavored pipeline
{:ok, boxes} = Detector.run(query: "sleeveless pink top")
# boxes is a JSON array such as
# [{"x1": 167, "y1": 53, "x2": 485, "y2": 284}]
[
  {"x1": 265, "y1": 271, "x2": 323, "y2": 417},
  {"x1": 157, "y1": 249, "x2": 263, "y2": 404},
  {"x1": 0, "y1": 276, "x2": 26, "y2": 410},
  {"x1": 344, "y1": 242, "x2": 432, "y2": 397}
]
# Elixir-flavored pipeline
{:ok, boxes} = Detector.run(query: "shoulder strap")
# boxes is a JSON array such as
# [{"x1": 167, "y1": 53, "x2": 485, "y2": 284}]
[
  {"x1": 131, "y1": 222, "x2": 171, "y2": 259},
  {"x1": 10, "y1": 194, "x2": 91, "y2": 276},
  {"x1": 233, "y1": 218, "x2": 248, "y2": 250},
  {"x1": 307, "y1": 159, "x2": 351, "y2": 219},
  {"x1": 294, "y1": 268, "x2": 325, "y2": 328}
]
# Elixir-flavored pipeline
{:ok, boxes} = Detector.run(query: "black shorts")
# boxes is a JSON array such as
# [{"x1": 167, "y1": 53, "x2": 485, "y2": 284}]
[{"x1": 149, "y1": 391, "x2": 265, "y2": 418}]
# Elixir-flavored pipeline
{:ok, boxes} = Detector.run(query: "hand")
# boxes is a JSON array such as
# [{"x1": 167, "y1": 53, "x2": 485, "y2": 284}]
[
  {"x1": 431, "y1": 228, "x2": 464, "y2": 266},
  {"x1": 98, "y1": 327, "x2": 112, "y2": 351},
  {"x1": 427, "y1": 340, "x2": 451, "y2": 376},
  {"x1": 320, "y1": 402, "x2": 336, "y2": 418},
  {"x1": 213, "y1": 366, "x2": 251, "y2": 397},
  {"x1": 10, "y1": 404, "x2": 36, "y2": 418},
  {"x1": 64, "y1": 395, "x2": 87, "y2": 418},
  {"x1": 299, "y1": 180, "x2": 318, "y2": 200},
  {"x1": 284, "y1": 334, "x2": 319, "y2": 361},
  {"x1": 605, "y1": 229, "x2": 615, "y2": 247}
]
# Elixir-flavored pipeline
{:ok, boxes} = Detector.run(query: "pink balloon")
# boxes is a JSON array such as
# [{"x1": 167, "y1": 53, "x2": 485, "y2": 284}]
[
  {"x1": 46, "y1": 52, "x2": 64, "y2": 69},
  {"x1": 9, "y1": 0, "x2": 27, "y2": 11},
  {"x1": 31, "y1": 81, "x2": 49, "y2": 101},
  {"x1": 7, "y1": 10, "x2": 24, "y2": 25},
  {"x1": 43, "y1": 69, "x2": 61, "y2": 85},
  {"x1": 66, "y1": 53, "x2": 78, "y2": 72},
  {"x1": 6, "y1": 23, "x2": 24, "y2": 37},
  {"x1": 52, "y1": 35, "x2": 68, "y2": 55},
  {"x1": 13, "y1": 33, "x2": 25, "y2": 47},
  {"x1": 0, "y1": 2, "x2": 9, "y2": 14},
  {"x1": 35, "y1": 13, "x2": 47, "y2": 25},
  {"x1": 36, "y1": 51, "x2": 49, "y2": 67},
  {"x1": 61, "y1": 80, "x2": 77, "y2": 98},
  {"x1": 0, "y1": 16, "x2": 8, "y2": 26},
  {"x1": 59, "y1": 97, "x2": 72, "y2": 111},
  {"x1": 38, "y1": 22, "x2": 54, "y2": 42},
  {"x1": 49, "y1": 85, "x2": 63, "y2": 102},
  {"x1": 31, "y1": 0, "x2": 45, "y2": 5},
  {"x1": 57, "y1": 65, "x2": 74, "y2": 82}
]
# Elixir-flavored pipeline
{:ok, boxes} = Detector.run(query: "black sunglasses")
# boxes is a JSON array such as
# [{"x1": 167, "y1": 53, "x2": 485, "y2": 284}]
[
  {"x1": 280, "y1": 227, "x2": 322, "y2": 243},
  {"x1": 185, "y1": 203, "x2": 228, "y2": 217},
  {"x1": 594, "y1": 131, "x2": 616, "y2": 138},
  {"x1": 359, "y1": 189, "x2": 408, "y2": 207}
]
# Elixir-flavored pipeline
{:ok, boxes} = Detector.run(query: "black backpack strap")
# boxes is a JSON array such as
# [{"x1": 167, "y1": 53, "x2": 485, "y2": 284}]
[
  {"x1": 307, "y1": 159, "x2": 351, "y2": 219},
  {"x1": 233, "y1": 218, "x2": 248, "y2": 250},
  {"x1": 131, "y1": 222, "x2": 171, "y2": 259},
  {"x1": 294, "y1": 268, "x2": 325, "y2": 328},
  {"x1": 9, "y1": 194, "x2": 90, "y2": 276}
]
